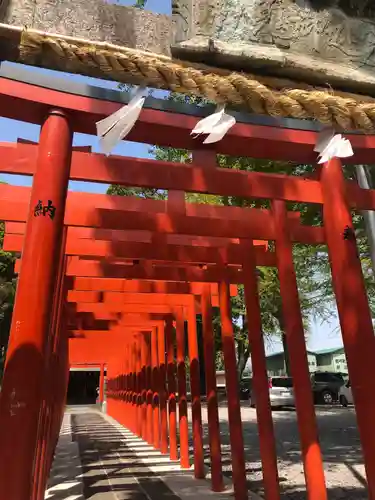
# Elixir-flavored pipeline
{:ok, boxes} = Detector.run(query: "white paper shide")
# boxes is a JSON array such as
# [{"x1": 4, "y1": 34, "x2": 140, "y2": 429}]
[
  {"x1": 96, "y1": 86, "x2": 147, "y2": 156},
  {"x1": 191, "y1": 105, "x2": 236, "y2": 144},
  {"x1": 314, "y1": 128, "x2": 354, "y2": 164}
]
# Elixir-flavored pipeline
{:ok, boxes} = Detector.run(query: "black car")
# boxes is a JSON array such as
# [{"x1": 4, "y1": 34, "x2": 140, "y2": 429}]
[{"x1": 310, "y1": 371, "x2": 346, "y2": 404}]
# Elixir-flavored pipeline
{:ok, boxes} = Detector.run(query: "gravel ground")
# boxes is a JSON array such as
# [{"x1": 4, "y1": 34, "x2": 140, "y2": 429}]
[{"x1": 188, "y1": 403, "x2": 367, "y2": 499}]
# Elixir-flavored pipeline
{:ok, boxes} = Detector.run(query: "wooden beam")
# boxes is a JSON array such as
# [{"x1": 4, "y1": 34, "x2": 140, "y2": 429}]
[
  {"x1": 68, "y1": 283, "x2": 237, "y2": 301},
  {"x1": 0, "y1": 181, "x2": 301, "y2": 222},
  {"x1": 13, "y1": 257, "x2": 244, "y2": 283},
  {"x1": 69, "y1": 325, "x2": 164, "y2": 339},
  {"x1": 65, "y1": 259, "x2": 244, "y2": 284},
  {"x1": 76, "y1": 303, "x2": 183, "y2": 315},
  {"x1": 0, "y1": 142, "x2": 375, "y2": 209},
  {"x1": 16, "y1": 138, "x2": 92, "y2": 153},
  {"x1": 5, "y1": 222, "x2": 269, "y2": 249},
  {"x1": 70, "y1": 291, "x2": 194, "y2": 306},
  {"x1": 0, "y1": 142, "x2": 322, "y2": 203},
  {"x1": 71, "y1": 278, "x2": 238, "y2": 295},
  {"x1": 0, "y1": 185, "x2": 325, "y2": 243},
  {"x1": 68, "y1": 291, "x2": 220, "y2": 308},
  {"x1": 3, "y1": 233, "x2": 276, "y2": 266},
  {"x1": 0, "y1": 78, "x2": 375, "y2": 164}
]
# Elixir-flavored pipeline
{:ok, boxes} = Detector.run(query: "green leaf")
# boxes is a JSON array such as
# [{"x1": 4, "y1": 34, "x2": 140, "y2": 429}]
[{"x1": 133, "y1": 0, "x2": 147, "y2": 8}]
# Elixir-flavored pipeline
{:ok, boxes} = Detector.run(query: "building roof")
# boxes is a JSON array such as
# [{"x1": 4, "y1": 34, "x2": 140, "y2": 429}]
[
  {"x1": 314, "y1": 347, "x2": 344, "y2": 355},
  {"x1": 266, "y1": 349, "x2": 316, "y2": 359},
  {"x1": 266, "y1": 346, "x2": 344, "y2": 358}
]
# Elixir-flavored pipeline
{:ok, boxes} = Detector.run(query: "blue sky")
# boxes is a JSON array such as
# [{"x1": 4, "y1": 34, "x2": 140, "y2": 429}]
[
  {"x1": 0, "y1": 0, "x2": 344, "y2": 353},
  {"x1": 267, "y1": 317, "x2": 341, "y2": 356},
  {"x1": 119, "y1": 0, "x2": 171, "y2": 14}
]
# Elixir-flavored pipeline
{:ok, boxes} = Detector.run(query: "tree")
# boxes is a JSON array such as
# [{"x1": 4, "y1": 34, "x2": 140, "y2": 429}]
[
  {"x1": 107, "y1": 185, "x2": 166, "y2": 200},
  {"x1": 133, "y1": 0, "x2": 147, "y2": 8},
  {"x1": 108, "y1": 91, "x2": 375, "y2": 380}
]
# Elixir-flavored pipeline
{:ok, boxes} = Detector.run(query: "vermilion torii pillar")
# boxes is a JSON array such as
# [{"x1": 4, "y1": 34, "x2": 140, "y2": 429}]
[
  {"x1": 157, "y1": 325, "x2": 168, "y2": 454},
  {"x1": 0, "y1": 110, "x2": 72, "y2": 500},
  {"x1": 34, "y1": 228, "x2": 69, "y2": 500},
  {"x1": 241, "y1": 240, "x2": 280, "y2": 500},
  {"x1": 136, "y1": 335, "x2": 143, "y2": 438},
  {"x1": 186, "y1": 303, "x2": 205, "y2": 479},
  {"x1": 201, "y1": 284, "x2": 224, "y2": 492},
  {"x1": 140, "y1": 332, "x2": 148, "y2": 441},
  {"x1": 321, "y1": 158, "x2": 375, "y2": 498},
  {"x1": 146, "y1": 332, "x2": 153, "y2": 445},
  {"x1": 165, "y1": 316, "x2": 178, "y2": 461},
  {"x1": 273, "y1": 200, "x2": 327, "y2": 500},
  {"x1": 219, "y1": 281, "x2": 247, "y2": 500},
  {"x1": 151, "y1": 327, "x2": 160, "y2": 449},
  {"x1": 175, "y1": 307, "x2": 190, "y2": 469}
]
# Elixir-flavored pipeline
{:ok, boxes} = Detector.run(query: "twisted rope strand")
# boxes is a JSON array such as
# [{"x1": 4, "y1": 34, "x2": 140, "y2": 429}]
[{"x1": 19, "y1": 31, "x2": 375, "y2": 132}]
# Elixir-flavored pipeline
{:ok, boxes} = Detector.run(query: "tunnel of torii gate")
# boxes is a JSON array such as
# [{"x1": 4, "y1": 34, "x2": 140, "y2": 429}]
[{"x1": 1, "y1": 66, "x2": 375, "y2": 500}]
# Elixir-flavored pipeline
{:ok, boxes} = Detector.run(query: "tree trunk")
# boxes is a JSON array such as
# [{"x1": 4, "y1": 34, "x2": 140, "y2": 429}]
[
  {"x1": 277, "y1": 311, "x2": 291, "y2": 376},
  {"x1": 281, "y1": 332, "x2": 291, "y2": 376},
  {"x1": 237, "y1": 343, "x2": 251, "y2": 381},
  {"x1": 236, "y1": 317, "x2": 251, "y2": 382}
]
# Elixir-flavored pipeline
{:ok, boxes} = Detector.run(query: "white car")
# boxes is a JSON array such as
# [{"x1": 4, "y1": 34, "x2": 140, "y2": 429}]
[
  {"x1": 250, "y1": 376, "x2": 295, "y2": 409},
  {"x1": 339, "y1": 380, "x2": 353, "y2": 407}
]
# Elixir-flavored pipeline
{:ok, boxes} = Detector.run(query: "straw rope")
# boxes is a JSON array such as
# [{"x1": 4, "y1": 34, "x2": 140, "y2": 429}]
[{"x1": 18, "y1": 30, "x2": 375, "y2": 132}]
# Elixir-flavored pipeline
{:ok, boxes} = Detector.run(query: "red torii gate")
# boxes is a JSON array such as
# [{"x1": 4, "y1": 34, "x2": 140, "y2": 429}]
[
  {"x1": 0, "y1": 67, "x2": 373, "y2": 500},
  {"x1": 4, "y1": 205, "x2": 327, "y2": 498},
  {"x1": 3, "y1": 200, "x2": 322, "y2": 500},
  {"x1": 66, "y1": 285, "x2": 256, "y2": 494},
  {"x1": 4, "y1": 213, "x2": 272, "y2": 497},
  {"x1": 67, "y1": 273, "x2": 239, "y2": 483}
]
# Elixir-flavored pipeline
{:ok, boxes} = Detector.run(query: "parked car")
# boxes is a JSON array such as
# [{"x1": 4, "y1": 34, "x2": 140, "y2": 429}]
[
  {"x1": 339, "y1": 379, "x2": 353, "y2": 407},
  {"x1": 250, "y1": 376, "x2": 294, "y2": 409},
  {"x1": 310, "y1": 371, "x2": 345, "y2": 404}
]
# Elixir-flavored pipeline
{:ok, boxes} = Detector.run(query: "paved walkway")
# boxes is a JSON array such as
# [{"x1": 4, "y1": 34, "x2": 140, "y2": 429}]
[
  {"x1": 46, "y1": 407, "x2": 254, "y2": 500},
  {"x1": 46, "y1": 404, "x2": 368, "y2": 500}
]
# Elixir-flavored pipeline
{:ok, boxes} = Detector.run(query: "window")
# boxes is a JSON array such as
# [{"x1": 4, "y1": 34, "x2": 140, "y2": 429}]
[
  {"x1": 314, "y1": 372, "x2": 344, "y2": 383},
  {"x1": 319, "y1": 354, "x2": 331, "y2": 365},
  {"x1": 271, "y1": 377, "x2": 293, "y2": 388}
]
